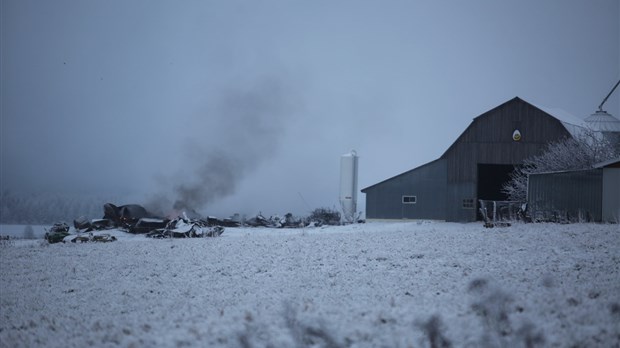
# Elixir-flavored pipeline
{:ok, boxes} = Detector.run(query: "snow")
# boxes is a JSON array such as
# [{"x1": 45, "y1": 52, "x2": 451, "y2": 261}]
[
  {"x1": 533, "y1": 104, "x2": 587, "y2": 138},
  {"x1": 138, "y1": 218, "x2": 165, "y2": 223},
  {"x1": 534, "y1": 104, "x2": 585, "y2": 126},
  {"x1": 1, "y1": 221, "x2": 619, "y2": 347}
]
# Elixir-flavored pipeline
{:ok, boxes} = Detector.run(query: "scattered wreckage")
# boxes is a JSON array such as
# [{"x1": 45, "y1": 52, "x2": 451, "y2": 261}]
[
  {"x1": 145, "y1": 218, "x2": 224, "y2": 239},
  {"x1": 44, "y1": 203, "x2": 349, "y2": 244},
  {"x1": 45, "y1": 203, "x2": 228, "y2": 243},
  {"x1": 44, "y1": 222, "x2": 71, "y2": 243},
  {"x1": 242, "y1": 209, "x2": 342, "y2": 228},
  {"x1": 45, "y1": 222, "x2": 117, "y2": 243}
]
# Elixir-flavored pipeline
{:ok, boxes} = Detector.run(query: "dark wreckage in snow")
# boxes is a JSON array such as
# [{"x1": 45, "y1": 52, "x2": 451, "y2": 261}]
[{"x1": 45, "y1": 203, "x2": 226, "y2": 243}]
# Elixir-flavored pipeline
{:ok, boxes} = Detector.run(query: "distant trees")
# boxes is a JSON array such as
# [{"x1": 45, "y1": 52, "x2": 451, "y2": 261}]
[
  {"x1": 308, "y1": 207, "x2": 341, "y2": 225},
  {"x1": 502, "y1": 129, "x2": 620, "y2": 202},
  {"x1": 0, "y1": 190, "x2": 121, "y2": 224}
]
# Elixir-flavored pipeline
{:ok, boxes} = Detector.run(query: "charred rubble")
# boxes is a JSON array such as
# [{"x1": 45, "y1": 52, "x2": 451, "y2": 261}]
[
  {"x1": 145, "y1": 218, "x2": 224, "y2": 239},
  {"x1": 44, "y1": 221, "x2": 117, "y2": 243},
  {"x1": 45, "y1": 203, "x2": 235, "y2": 243},
  {"x1": 44, "y1": 222, "x2": 70, "y2": 243},
  {"x1": 241, "y1": 208, "x2": 344, "y2": 228},
  {"x1": 44, "y1": 204, "x2": 349, "y2": 243}
]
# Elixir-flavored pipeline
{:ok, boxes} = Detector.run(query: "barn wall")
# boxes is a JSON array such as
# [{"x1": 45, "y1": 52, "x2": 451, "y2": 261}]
[
  {"x1": 528, "y1": 170, "x2": 603, "y2": 222},
  {"x1": 364, "y1": 160, "x2": 446, "y2": 220},
  {"x1": 445, "y1": 182, "x2": 477, "y2": 222},
  {"x1": 602, "y1": 168, "x2": 620, "y2": 223}
]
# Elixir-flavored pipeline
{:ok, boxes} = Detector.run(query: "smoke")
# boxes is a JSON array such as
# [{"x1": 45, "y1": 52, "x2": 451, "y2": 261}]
[
  {"x1": 172, "y1": 153, "x2": 243, "y2": 211},
  {"x1": 150, "y1": 76, "x2": 299, "y2": 215}
]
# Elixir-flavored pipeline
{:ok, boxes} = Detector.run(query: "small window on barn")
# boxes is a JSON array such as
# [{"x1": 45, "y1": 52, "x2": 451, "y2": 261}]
[
  {"x1": 462, "y1": 199, "x2": 474, "y2": 209},
  {"x1": 402, "y1": 195, "x2": 417, "y2": 204}
]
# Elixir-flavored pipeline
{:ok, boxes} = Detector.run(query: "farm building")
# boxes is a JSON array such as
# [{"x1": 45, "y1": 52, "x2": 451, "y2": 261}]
[
  {"x1": 362, "y1": 97, "x2": 610, "y2": 222},
  {"x1": 527, "y1": 158, "x2": 620, "y2": 223}
]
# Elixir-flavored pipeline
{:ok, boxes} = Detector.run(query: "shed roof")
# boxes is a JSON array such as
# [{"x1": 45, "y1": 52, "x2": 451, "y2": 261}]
[
  {"x1": 526, "y1": 157, "x2": 620, "y2": 176},
  {"x1": 360, "y1": 158, "x2": 444, "y2": 192},
  {"x1": 594, "y1": 157, "x2": 620, "y2": 168}
]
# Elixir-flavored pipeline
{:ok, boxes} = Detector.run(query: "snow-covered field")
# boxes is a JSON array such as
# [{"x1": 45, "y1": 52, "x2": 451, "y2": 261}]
[{"x1": 1, "y1": 221, "x2": 619, "y2": 347}]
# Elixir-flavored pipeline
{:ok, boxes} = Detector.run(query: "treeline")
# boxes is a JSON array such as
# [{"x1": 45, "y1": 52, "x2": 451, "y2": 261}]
[{"x1": 0, "y1": 190, "x2": 125, "y2": 224}]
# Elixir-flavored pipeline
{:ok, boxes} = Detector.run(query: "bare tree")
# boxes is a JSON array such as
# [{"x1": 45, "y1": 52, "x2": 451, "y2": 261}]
[{"x1": 503, "y1": 129, "x2": 619, "y2": 202}]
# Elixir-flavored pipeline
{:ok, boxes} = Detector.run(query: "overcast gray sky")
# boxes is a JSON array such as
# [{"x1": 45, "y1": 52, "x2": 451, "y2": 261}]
[{"x1": 2, "y1": 0, "x2": 619, "y2": 217}]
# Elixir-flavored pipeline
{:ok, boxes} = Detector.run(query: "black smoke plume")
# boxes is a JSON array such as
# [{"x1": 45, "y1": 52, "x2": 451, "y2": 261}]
[{"x1": 151, "y1": 77, "x2": 298, "y2": 215}]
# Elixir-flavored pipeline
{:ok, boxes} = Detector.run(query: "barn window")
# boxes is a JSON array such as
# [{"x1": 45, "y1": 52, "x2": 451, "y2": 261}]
[
  {"x1": 462, "y1": 199, "x2": 474, "y2": 209},
  {"x1": 402, "y1": 195, "x2": 417, "y2": 204}
]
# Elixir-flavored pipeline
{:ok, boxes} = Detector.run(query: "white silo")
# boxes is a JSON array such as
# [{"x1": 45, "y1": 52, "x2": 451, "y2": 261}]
[{"x1": 339, "y1": 150, "x2": 359, "y2": 223}]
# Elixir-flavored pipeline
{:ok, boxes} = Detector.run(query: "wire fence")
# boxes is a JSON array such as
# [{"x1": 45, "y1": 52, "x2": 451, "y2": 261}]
[{"x1": 478, "y1": 200, "x2": 526, "y2": 223}]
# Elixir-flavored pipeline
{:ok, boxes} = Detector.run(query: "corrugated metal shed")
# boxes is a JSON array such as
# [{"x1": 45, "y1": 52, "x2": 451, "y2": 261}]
[
  {"x1": 597, "y1": 158, "x2": 620, "y2": 223},
  {"x1": 526, "y1": 158, "x2": 620, "y2": 223},
  {"x1": 528, "y1": 169, "x2": 603, "y2": 222}
]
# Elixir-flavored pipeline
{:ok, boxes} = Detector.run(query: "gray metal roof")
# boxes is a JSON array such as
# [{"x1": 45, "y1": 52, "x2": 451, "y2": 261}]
[
  {"x1": 360, "y1": 158, "x2": 444, "y2": 192},
  {"x1": 535, "y1": 104, "x2": 620, "y2": 136},
  {"x1": 532, "y1": 103, "x2": 587, "y2": 138},
  {"x1": 594, "y1": 157, "x2": 620, "y2": 168}
]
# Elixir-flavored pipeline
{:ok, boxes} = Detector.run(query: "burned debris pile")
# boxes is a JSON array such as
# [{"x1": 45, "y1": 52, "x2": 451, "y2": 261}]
[
  {"x1": 241, "y1": 208, "x2": 342, "y2": 228},
  {"x1": 145, "y1": 218, "x2": 224, "y2": 239},
  {"x1": 103, "y1": 204, "x2": 227, "y2": 239},
  {"x1": 307, "y1": 208, "x2": 342, "y2": 226},
  {"x1": 241, "y1": 207, "x2": 345, "y2": 228},
  {"x1": 44, "y1": 222, "x2": 71, "y2": 243},
  {"x1": 243, "y1": 213, "x2": 303, "y2": 228},
  {"x1": 44, "y1": 203, "x2": 228, "y2": 243},
  {"x1": 44, "y1": 221, "x2": 118, "y2": 243},
  {"x1": 44, "y1": 204, "x2": 350, "y2": 243}
]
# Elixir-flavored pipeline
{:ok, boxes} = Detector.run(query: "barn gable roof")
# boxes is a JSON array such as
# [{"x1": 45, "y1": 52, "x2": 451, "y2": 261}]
[{"x1": 440, "y1": 97, "x2": 583, "y2": 159}]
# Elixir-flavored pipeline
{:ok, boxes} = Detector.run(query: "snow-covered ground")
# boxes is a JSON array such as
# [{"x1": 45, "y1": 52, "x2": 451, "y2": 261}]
[{"x1": 1, "y1": 221, "x2": 619, "y2": 347}]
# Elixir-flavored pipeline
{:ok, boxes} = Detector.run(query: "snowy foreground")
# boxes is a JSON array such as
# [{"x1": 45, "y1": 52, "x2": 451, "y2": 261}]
[{"x1": 1, "y1": 222, "x2": 619, "y2": 347}]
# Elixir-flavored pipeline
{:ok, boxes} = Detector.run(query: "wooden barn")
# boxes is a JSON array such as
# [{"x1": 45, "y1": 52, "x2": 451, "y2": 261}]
[{"x1": 362, "y1": 97, "x2": 584, "y2": 222}]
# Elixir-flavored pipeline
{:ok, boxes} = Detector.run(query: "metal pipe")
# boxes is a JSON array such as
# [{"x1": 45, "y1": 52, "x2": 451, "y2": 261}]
[{"x1": 598, "y1": 79, "x2": 620, "y2": 111}]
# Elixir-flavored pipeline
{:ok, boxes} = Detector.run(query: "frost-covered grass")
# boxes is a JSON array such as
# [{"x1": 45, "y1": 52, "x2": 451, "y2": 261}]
[{"x1": 1, "y1": 221, "x2": 619, "y2": 347}]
